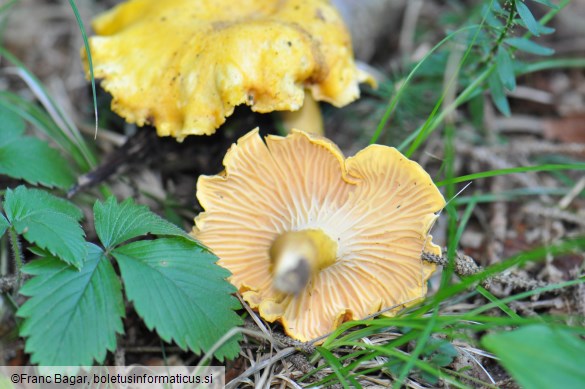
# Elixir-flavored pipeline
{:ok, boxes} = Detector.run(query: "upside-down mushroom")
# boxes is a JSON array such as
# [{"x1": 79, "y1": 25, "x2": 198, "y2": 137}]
[
  {"x1": 191, "y1": 128, "x2": 446, "y2": 342},
  {"x1": 82, "y1": 0, "x2": 374, "y2": 140}
]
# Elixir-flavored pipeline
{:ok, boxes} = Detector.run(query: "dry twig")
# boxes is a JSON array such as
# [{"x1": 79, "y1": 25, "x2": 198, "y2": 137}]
[
  {"x1": 422, "y1": 250, "x2": 549, "y2": 295},
  {"x1": 0, "y1": 276, "x2": 19, "y2": 293}
]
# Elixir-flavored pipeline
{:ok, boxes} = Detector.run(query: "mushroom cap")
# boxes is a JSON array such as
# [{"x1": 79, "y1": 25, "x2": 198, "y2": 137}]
[
  {"x1": 82, "y1": 0, "x2": 374, "y2": 140},
  {"x1": 192, "y1": 128, "x2": 446, "y2": 342}
]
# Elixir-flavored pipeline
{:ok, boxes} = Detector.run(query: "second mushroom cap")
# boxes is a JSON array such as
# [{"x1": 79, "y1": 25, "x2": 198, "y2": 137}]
[{"x1": 82, "y1": 0, "x2": 374, "y2": 140}]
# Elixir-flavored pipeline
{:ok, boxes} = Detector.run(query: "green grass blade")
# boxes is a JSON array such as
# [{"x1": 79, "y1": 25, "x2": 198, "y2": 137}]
[
  {"x1": 393, "y1": 312, "x2": 438, "y2": 388},
  {"x1": 403, "y1": 0, "x2": 494, "y2": 156},
  {"x1": 476, "y1": 286, "x2": 521, "y2": 319},
  {"x1": 436, "y1": 239, "x2": 585, "y2": 303},
  {"x1": 435, "y1": 164, "x2": 585, "y2": 187},
  {"x1": 517, "y1": 58, "x2": 585, "y2": 74},
  {"x1": 343, "y1": 340, "x2": 469, "y2": 388},
  {"x1": 0, "y1": 92, "x2": 91, "y2": 171},
  {"x1": 369, "y1": 24, "x2": 481, "y2": 145},
  {"x1": 463, "y1": 278, "x2": 584, "y2": 318},
  {"x1": 68, "y1": 0, "x2": 99, "y2": 140},
  {"x1": 397, "y1": 66, "x2": 491, "y2": 153},
  {"x1": 0, "y1": 47, "x2": 97, "y2": 170},
  {"x1": 453, "y1": 187, "x2": 575, "y2": 205},
  {"x1": 315, "y1": 347, "x2": 356, "y2": 388},
  {"x1": 436, "y1": 198, "x2": 477, "y2": 295}
]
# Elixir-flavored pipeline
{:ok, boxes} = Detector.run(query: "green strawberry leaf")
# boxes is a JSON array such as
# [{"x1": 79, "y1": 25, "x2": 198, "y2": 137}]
[
  {"x1": 0, "y1": 105, "x2": 75, "y2": 188},
  {"x1": 3, "y1": 186, "x2": 86, "y2": 268},
  {"x1": 17, "y1": 243, "x2": 124, "y2": 365},
  {"x1": 113, "y1": 238, "x2": 242, "y2": 361},
  {"x1": 94, "y1": 197, "x2": 192, "y2": 249},
  {"x1": 482, "y1": 324, "x2": 585, "y2": 389}
]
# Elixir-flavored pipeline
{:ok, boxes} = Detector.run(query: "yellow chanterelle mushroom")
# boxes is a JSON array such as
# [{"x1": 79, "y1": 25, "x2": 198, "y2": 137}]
[
  {"x1": 191, "y1": 128, "x2": 445, "y2": 342},
  {"x1": 82, "y1": 0, "x2": 374, "y2": 140}
]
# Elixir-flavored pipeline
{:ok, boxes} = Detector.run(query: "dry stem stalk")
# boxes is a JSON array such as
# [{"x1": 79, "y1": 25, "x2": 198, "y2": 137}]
[
  {"x1": 422, "y1": 250, "x2": 549, "y2": 294},
  {"x1": 0, "y1": 275, "x2": 26, "y2": 293}
]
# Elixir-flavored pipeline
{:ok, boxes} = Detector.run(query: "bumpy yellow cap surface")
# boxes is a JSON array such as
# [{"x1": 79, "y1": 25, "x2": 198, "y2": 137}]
[
  {"x1": 192, "y1": 128, "x2": 446, "y2": 343},
  {"x1": 82, "y1": 0, "x2": 374, "y2": 140}
]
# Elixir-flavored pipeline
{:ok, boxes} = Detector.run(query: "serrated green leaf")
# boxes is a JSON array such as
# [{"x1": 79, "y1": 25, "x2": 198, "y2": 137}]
[
  {"x1": 0, "y1": 213, "x2": 9, "y2": 237},
  {"x1": 94, "y1": 197, "x2": 192, "y2": 249},
  {"x1": 496, "y1": 46, "x2": 516, "y2": 91},
  {"x1": 482, "y1": 325, "x2": 585, "y2": 389},
  {"x1": 505, "y1": 37, "x2": 554, "y2": 56},
  {"x1": 0, "y1": 105, "x2": 76, "y2": 188},
  {"x1": 17, "y1": 243, "x2": 124, "y2": 365},
  {"x1": 4, "y1": 186, "x2": 86, "y2": 268},
  {"x1": 488, "y1": 72, "x2": 511, "y2": 116},
  {"x1": 113, "y1": 238, "x2": 242, "y2": 360},
  {"x1": 516, "y1": 1, "x2": 542, "y2": 36},
  {"x1": 0, "y1": 138, "x2": 76, "y2": 188}
]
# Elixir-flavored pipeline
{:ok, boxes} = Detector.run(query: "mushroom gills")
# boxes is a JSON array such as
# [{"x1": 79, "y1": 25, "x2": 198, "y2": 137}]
[{"x1": 269, "y1": 229, "x2": 337, "y2": 294}]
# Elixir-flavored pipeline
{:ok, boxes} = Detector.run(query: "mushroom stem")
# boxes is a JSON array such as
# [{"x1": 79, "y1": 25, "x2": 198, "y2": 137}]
[
  {"x1": 269, "y1": 229, "x2": 337, "y2": 294},
  {"x1": 279, "y1": 93, "x2": 324, "y2": 135}
]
